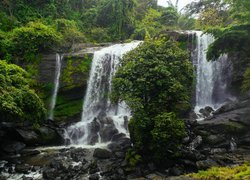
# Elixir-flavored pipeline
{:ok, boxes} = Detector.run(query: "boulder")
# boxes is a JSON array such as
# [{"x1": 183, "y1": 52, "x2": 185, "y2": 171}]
[
  {"x1": 16, "y1": 129, "x2": 38, "y2": 144},
  {"x1": 36, "y1": 126, "x2": 63, "y2": 145},
  {"x1": 21, "y1": 149, "x2": 40, "y2": 157},
  {"x1": 99, "y1": 125, "x2": 118, "y2": 142},
  {"x1": 199, "y1": 106, "x2": 214, "y2": 118},
  {"x1": 206, "y1": 135, "x2": 226, "y2": 145},
  {"x1": 196, "y1": 159, "x2": 218, "y2": 170},
  {"x1": 2, "y1": 141, "x2": 26, "y2": 154},
  {"x1": 89, "y1": 173, "x2": 100, "y2": 180},
  {"x1": 93, "y1": 148, "x2": 112, "y2": 159},
  {"x1": 169, "y1": 166, "x2": 183, "y2": 176},
  {"x1": 111, "y1": 133, "x2": 126, "y2": 142},
  {"x1": 15, "y1": 164, "x2": 30, "y2": 174},
  {"x1": 189, "y1": 136, "x2": 202, "y2": 150}
]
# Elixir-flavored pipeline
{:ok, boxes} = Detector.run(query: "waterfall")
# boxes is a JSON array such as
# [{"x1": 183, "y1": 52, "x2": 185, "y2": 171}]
[
  {"x1": 191, "y1": 31, "x2": 233, "y2": 117},
  {"x1": 48, "y1": 53, "x2": 63, "y2": 120},
  {"x1": 66, "y1": 41, "x2": 142, "y2": 145}
]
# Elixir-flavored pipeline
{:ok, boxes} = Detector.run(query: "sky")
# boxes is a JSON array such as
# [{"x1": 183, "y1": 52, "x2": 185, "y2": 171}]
[{"x1": 157, "y1": 0, "x2": 197, "y2": 11}]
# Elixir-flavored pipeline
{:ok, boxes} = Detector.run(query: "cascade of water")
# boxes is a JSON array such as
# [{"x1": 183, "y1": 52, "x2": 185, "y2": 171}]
[
  {"x1": 66, "y1": 41, "x2": 142, "y2": 145},
  {"x1": 191, "y1": 31, "x2": 232, "y2": 117},
  {"x1": 48, "y1": 53, "x2": 63, "y2": 120}
]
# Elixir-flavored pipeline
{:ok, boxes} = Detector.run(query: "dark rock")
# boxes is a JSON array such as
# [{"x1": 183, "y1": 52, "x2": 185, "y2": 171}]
[
  {"x1": 199, "y1": 106, "x2": 214, "y2": 118},
  {"x1": 196, "y1": 159, "x2": 218, "y2": 170},
  {"x1": 146, "y1": 173, "x2": 165, "y2": 179},
  {"x1": 169, "y1": 166, "x2": 183, "y2": 176},
  {"x1": 32, "y1": 166, "x2": 41, "y2": 172},
  {"x1": 210, "y1": 148, "x2": 227, "y2": 154},
  {"x1": 43, "y1": 168, "x2": 58, "y2": 179},
  {"x1": 93, "y1": 148, "x2": 112, "y2": 159},
  {"x1": 15, "y1": 164, "x2": 30, "y2": 174},
  {"x1": 118, "y1": 138, "x2": 131, "y2": 149},
  {"x1": 148, "y1": 163, "x2": 156, "y2": 171},
  {"x1": 100, "y1": 125, "x2": 118, "y2": 142},
  {"x1": 115, "y1": 152, "x2": 125, "y2": 159},
  {"x1": 189, "y1": 136, "x2": 202, "y2": 150},
  {"x1": 182, "y1": 136, "x2": 190, "y2": 144},
  {"x1": 181, "y1": 159, "x2": 197, "y2": 171},
  {"x1": 206, "y1": 135, "x2": 225, "y2": 145},
  {"x1": 111, "y1": 133, "x2": 126, "y2": 142},
  {"x1": 22, "y1": 176, "x2": 33, "y2": 180},
  {"x1": 2, "y1": 141, "x2": 26, "y2": 154},
  {"x1": 0, "y1": 122, "x2": 15, "y2": 128},
  {"x1": 89, "y1": 173, "x2": 100, "y2": 180},
  {"x1": 88, "y1": 119, "x2": 101, "y2": 144},
  {"x1": 37, "y1": 126, "x2": 63, "y2": 145},
  {"x1": 182, "y1": 150, "x2": 206, "y2": 161},
  {"x1": 124, "y1": 116, "x2": 129, "y2": 131},
  {"x1": 107, "y1": 142, "x2": 122, "y2": 152},
  {"x1": 21, "y1": 149, "x2": 40, "y2": 156},
  {"x1": 189, "y1": 111, "x2": 198, "y2": 120},
  {"x1": 213, "y1": 101, "x2": 238, "y2": 115}
]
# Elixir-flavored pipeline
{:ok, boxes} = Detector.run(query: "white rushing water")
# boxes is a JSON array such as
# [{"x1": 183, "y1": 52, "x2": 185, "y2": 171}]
[
  {"x1": 192, "y1": 31, "x2": 232, "y2": 118},
  {"x1": 66, "y1": 41, "x2": 142, "y2": 145},
  {"x1": 48, "y1": 53, "x2": 63, "y2": 120}
]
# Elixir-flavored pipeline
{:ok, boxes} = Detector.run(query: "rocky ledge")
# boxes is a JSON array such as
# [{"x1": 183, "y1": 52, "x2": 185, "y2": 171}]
[{"x1": 1, "y1": 98, "x2": 250, "y2": 179}]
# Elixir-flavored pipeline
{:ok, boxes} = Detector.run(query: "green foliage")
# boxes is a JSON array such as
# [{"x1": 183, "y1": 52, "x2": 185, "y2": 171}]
[
  {"x1": 54, "y1": 19, "x2": 85, "y2": 48},
  {"x1": 125, "y1": 149, "x2": 143, "y2": 167},
  {"x1": 0, "y1": 11, "x2": 19, "y2": 31},
  {"x1": 112, "y1": 38, "x2": 194, "y2": 116},
  {"x1": 54, "y1": 97, "x2": 83, "y2": 122},
  {"x1": 207, "y1": 25, "x2": 250, "y2": 61},
  {"x1": 241, "y1": 67, "x2": 250, "y2": 93},
  {"x1": 188, "y1": 163, "x2": 250, "y2": 179},
  {"x1": 112, "y1": 38, "x2": 193, "y2": 164},
  {"x1": 226, "y1": 0, "x2": 250, "y2": 24},
  {"x1": 0, "y1": 60, "x2": 46, "y2": 125},
  {"x1": 89, "y1": 28, "x2": 112, "y2": 43},
  {"x1": 151, "y1": 112, "x2": 186, "y2": 161},
  {"x1": 61, "y1": 56, "x2": 92, "y2": 90},
  {"x1": 196, "y1": 8, "x2": 224, "y2": 29},
  {"x1": 95, "y1": 0, "x2": 136, "y2": 40},
  {"x1": 133, "y1": 8, "x2": 163, "y2": 39},
  {"x1": 0, "y1": 21, "x2": 62, "y2": 62}
]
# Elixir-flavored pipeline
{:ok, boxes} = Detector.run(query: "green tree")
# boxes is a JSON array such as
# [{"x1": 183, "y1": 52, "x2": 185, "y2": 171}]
[
  {"x1": 96, "y1": 0, "x2": 136, "y2": 40},
  {"x1": 0, "y1": 21, "x2": 62, "y2": 62},
  {"x1": 111, "y1": 37, "x2": 193, "y2": 164},
  {"x1": 0, "y1": 60, "x2": 46, "y2": 125}
]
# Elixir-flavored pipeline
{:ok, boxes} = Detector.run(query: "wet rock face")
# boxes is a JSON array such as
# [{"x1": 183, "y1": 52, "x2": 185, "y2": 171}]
[{"x1": 93, "y1": 148, "x2": 112, "y2": 159}]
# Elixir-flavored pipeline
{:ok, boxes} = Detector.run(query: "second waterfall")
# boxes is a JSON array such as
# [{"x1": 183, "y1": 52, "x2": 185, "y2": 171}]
[
  {"x1": 66, "y1": 41, "x2": 141, "y2": 145},
  {"x1": 192, "y1": 31, "x2": 233, "y2": 117}
]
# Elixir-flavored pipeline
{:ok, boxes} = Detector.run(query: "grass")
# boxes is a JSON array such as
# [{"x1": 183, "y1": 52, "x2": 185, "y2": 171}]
[{"x1": 187, "y1": 163, "x2": 250, "y2": 180}]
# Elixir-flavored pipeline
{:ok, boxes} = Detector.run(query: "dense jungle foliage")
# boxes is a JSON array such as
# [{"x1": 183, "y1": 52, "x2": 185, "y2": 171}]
[{"x1": 0, "y1": 0, "x2": 250, "y2": 168}]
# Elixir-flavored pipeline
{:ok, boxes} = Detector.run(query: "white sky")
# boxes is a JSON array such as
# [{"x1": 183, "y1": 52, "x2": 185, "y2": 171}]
[{"x1": 158, "y1": 0, "x2": 197, "y2": 11}]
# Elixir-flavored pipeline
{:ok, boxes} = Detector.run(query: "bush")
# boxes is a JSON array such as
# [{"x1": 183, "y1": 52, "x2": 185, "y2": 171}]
[{"x1": 0, "y1": 60, "x2": 46, "y2": 126}]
